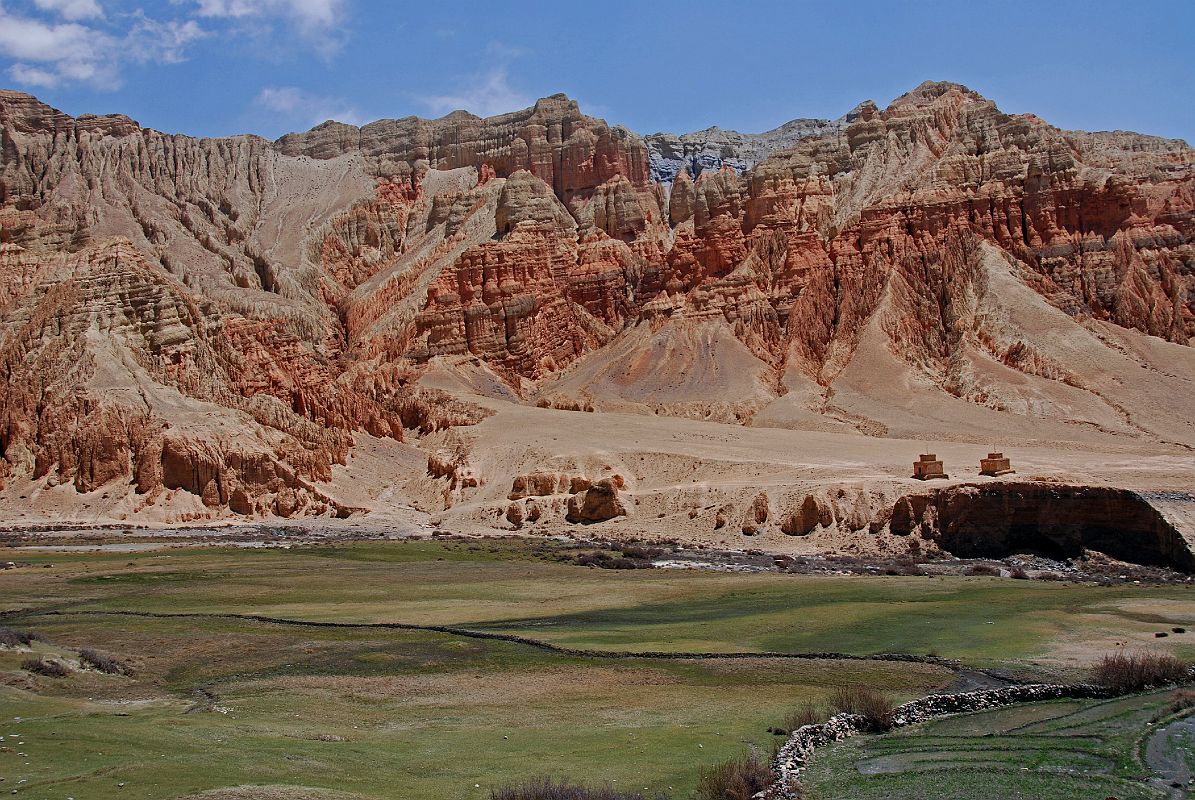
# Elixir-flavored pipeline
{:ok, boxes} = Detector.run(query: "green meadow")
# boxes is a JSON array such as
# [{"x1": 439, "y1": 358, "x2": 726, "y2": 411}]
[
  {"x1": 802, "y1": 689, "x2": 1185, "y2": 799},
  {"x1": 0, "y1": 537, "x2": 1192, "y2": 799}
]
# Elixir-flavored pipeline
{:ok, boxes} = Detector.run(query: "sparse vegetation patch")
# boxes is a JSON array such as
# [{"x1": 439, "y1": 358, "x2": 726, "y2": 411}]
[
  {"x1": 1091, "y1": 651, "x2": 1189, "y2": 692},
  {"x1": 22, "y1": 657, "x2": 70, "y2": 677},
  {"x1": 79, "y1": 647, "x2": 127, "y2": 674},
  {"x1": 695, "y1": 752, "x2": 773, "y2": 800},
  {"x1": 0, "y1": 625, "x2": 42, "y2": 647},
  {"x1": 830, "y1": 686, "x2": 895, "y2": 731},
  {"x1": 491, "y1": 779, "x2": 662, "y2": 800}
]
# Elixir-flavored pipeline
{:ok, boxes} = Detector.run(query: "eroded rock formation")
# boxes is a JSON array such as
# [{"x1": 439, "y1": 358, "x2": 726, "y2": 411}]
[
  {"x1": 889, "y1": 483, "x2": 1195, "y2": 570},
  {"x1": 565, "y1": 477, "x2": 628, "y2": 523},
  {"x1": 1, "y1": 81, "x2": 1193, "y2": 519}
]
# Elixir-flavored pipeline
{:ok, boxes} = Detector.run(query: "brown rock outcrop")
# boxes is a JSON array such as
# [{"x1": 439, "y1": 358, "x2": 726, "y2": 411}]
[
  {"x1": 781, "y1": 494, "x2": 835, "y2": 536},
  {"x1": 888, "y1": 483, "x2": 1195, "y2": 571},
  {"x1": 742, "y1": 492, "x2": 771, "y2": 535},
  {"x1": 509, "y1": 472, "x2": 561, "y2": 500},
  {"x1": 565, "y1": 477, "x2": 628, "y2": 523}
]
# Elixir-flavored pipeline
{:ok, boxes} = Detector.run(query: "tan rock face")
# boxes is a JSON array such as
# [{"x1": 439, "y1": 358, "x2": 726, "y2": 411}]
[
  {"x1": 566, "y1": 478, "x2": 628, "y2": 523},
  {"x1": 781, "y1": 494, "x2": 834, "y2": 536},
  {"x1": 741, "y1": 492, "x2": 770, "y2": 535},
  {"x1": 890, "y1": 483, "x2": 1195, "y2": 571},
  {"x1": 274, "y1": 94, "x2": 651, "y2": 196},
  {"x1": 508, "y1": 473, "x2": 560, "y2": 500},
  {"x1": 1, "y1": 82, "x2": 1192, "y2": 517}
]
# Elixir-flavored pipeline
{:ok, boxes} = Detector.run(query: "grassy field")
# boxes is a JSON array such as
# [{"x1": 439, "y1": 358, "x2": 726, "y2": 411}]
[
  {"x1": 1, "y1": 537, "x2": 1194, "y2": 799},
  {"x1": 801, "y1": 689, "x2": 1186, "y2": 799}
]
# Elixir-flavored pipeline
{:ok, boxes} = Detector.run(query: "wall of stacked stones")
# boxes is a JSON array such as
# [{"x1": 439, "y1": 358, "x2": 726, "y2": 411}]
[{"x1": 763, "y1": 683, "x2": 1124, "y2": 799}]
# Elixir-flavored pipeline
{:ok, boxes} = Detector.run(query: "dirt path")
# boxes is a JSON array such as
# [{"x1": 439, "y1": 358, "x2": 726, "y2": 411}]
[
  {"x1": 1146, "y1": 712, "x2": 1195, "y2": 798},
  {"x1": 11, "y1": 607, "x2": 975, "y2": 671},
  {"x1": 944, "y1": 667, "x2": 1017, "y2": 693}
]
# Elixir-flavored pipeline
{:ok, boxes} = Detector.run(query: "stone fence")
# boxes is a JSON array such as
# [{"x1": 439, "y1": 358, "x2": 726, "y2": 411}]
[{"x1": 762, "y1": 682, "x2": 1123, "y2": 799}]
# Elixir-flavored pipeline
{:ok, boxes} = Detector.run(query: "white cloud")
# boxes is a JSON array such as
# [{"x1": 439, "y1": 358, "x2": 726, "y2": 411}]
[
  {"x1": 0, "y1": 2, "x2": 208, "y2": 91},
  {"x1": 7, "y1": 62, "x2": 60, "y2": 87},
  {"x1": 127, "y1": 15, "x2": 206, "y2": 64},
  {"x1": 193, "y1": 0, "x2": 347, "y2": 54},
  {"x1": 0, "y1": 6, "x2": 116, "y2": 88},
  {"x1": 0, "y1": 0, "x2": 345, "y2": 93},
  {"x1": 32, "y1": 0, "x2": 103, "y2": 20},
  {"x1": 195, "y1": 0, "x2": 342, "y2": 27},
  {"x1": 0, "y1": 10, "x2": 97, "y2": 61},
  {"x1": 256, "y1": 85, "x2": 364, "y2": 129},
  {"x1": 418, "y1": 67, "x2": 532, "y2": 118}
]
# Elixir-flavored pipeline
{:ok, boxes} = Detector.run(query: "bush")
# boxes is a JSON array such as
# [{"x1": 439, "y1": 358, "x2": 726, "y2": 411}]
[
  {"x1": 882, "y1": 559, "x2": 924, "y2": 576},
  {"x1": 695, "y1": 753, "x2": 773, "y2": 800},
  {"x1": 1008, "y1": 567, "x2": 1029, "y2": 580},
  {"x1": 575, "y1": 551, "x2": 651, "y2": 570},
  {"x1": 965, "y1": 564, "x2": 999, "y2": 576},
  {"x1": 1092, "y1": 651, "x2": 1189, "y2": 692},
  {"x1": 0, "y1": 626, "x2": 41, "y2": 647},
  {"x1": 490, "y1": 778, "x2": 659, "y2": 800},
  {"x1": 829, "y1": 685, "x2": 895, "y2": 731},
  {"x1": 22, "y1": 657, "x2": 69, "y2": 678},
  {"x1": 1168, "y1": 689, "x2": 1195, "y2": 714},
  {"x1": 79, "y1": 648, "x2": 125, "y2": 674},
  {"x1": 773, "y1": 701, "x2": 821, "y2": 735},
  {"x1": 575, "y1": 551, "x2": 611, "y2": 567},
  {"x1": 619, "y1": 545, "x2": 663, "y2": 560}
]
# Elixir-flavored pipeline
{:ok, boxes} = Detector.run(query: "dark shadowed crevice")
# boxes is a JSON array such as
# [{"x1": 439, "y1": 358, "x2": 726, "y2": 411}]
[{"x1": 893, "y1": 483, "x2": 1195, "y2": 572}]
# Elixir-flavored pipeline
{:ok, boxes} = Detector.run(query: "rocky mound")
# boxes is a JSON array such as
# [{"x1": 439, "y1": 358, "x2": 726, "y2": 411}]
[{"x1": 643, "y1": 110, "x2": 857, "y2": 184}]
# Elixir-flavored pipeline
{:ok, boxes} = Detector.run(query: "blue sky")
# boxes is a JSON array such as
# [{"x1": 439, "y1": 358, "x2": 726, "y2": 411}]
[{"x1": 1, "y1": 0, "x2": 1192, "y2": 143}]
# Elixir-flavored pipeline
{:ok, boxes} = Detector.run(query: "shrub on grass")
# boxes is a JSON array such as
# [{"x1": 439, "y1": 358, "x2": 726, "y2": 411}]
[
  {"x1": 0, "y1": 626, "x2": 41, "y2": 647},
  {"x1": 829, "y1": 686, "x2": 895, "y2": 731},
  {"x1": 1151, "y1": 689, "x2": 1195, "y2": 722},
  {"x1": 619, "y1": 545, "x2": 663, "y2": 560},
  {"x1": 774, "y1": 701, "x2": 822, "y2": 734},
  {"x1": 882, "y1": 559, "x2": 924, "y2": 576},
  {"x1": 1091, "y1": 651, "x2": 1189, "y2": 692},
  {"x1": 1008, "y1": 567, "x2": 1029, "y2": 579},
  {"x1": 965, "y1": 564, "x2": 999, "y2": 576},
  {"x1": 575, "y1": 551, "x2": 651, "y2": 570},
  {"x1": 79, "y1": 648, "x2": 125, "y2": 674},
  {"x1": 695, "y1": 752, "x2": 773, "y2": 800},
  {"x1": 22, "y1": 657, "x2": 69, "y2": 678},
  {"x1": 490, "y1": 778, "x2": 659, "y2": 800},
  {"x1": 1168, "y1": 689, "x2": 1195, "y2": 714},
  {"x1": 575, "y1": 551, "x2": 611, "y2": 567}
]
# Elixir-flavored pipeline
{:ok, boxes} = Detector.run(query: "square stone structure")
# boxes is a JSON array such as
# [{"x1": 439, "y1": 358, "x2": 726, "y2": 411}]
[
  {"x1": 913, "y1": 453, "x2": 948, "y2": 480},
  {"x1": 980, "y1": 452, "x2": 1015, "y2": 476}
]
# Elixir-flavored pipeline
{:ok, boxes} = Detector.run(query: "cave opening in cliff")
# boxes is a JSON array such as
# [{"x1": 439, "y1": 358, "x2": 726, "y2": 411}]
[
  {"x1": 931, "y1": 486, "x2": 1195, "y2": 573},
  {"x1": 1004, "y1": 516, "x2": 1076, "y2": 560}
]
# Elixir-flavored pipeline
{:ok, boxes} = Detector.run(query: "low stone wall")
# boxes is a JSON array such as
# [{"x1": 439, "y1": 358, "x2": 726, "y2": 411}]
[
  {"x1": 891, "y1": 682, "x2": 1115, "y2": 725},
  {"x1": 763, "y1": 683, "x2": 1121, "y2": 799}
]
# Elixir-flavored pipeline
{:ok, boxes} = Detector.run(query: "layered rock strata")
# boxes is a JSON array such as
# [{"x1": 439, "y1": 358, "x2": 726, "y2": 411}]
[{"x1": 1, "y1": 81, "x2": 1192, "y2": 519}]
